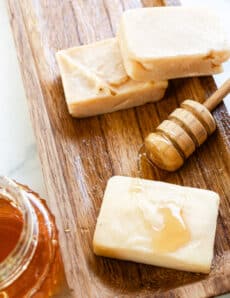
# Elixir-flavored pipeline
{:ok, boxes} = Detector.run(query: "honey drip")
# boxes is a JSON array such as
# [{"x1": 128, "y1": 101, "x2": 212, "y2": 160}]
[{"x1": 137, "y1": 145, "x2": 156, "y2": 180}]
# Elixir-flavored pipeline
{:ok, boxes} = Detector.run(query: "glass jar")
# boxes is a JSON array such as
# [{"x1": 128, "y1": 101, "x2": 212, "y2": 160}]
[{"x1": 0, "y1": 176, "x2": 66, "y2": 298}]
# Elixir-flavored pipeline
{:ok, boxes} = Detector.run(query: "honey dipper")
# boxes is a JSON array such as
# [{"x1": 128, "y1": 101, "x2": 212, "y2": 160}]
[{"x1": 145, "y1": 79, "x2": 230, "y2": 171}]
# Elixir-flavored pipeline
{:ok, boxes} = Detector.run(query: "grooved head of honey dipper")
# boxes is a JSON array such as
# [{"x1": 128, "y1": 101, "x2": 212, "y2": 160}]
[
  {"x1": 145, "y1": 133, "x2": 184, "y2": 172},
  {"x1": 181, "y1": 100, "x2": 216, "y2": 135}
]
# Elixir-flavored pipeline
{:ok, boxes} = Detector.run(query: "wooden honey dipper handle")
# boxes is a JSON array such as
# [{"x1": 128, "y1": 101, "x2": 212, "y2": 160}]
[
  {"x1": 145, "y1": 78, "x2": 230, "y2": 172},
  {"x1": 204, "y1": 78, "x2": 230, "y2": 111}
]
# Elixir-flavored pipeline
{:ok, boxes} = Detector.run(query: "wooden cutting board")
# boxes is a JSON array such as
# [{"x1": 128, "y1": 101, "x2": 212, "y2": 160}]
[{"x1": 7, "y1": 0, "x2": 230, "y2": 297}]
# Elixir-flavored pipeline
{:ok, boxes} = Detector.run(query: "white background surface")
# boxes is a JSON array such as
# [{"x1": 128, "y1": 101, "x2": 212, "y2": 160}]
[
  {"x1": 0, "y1": 0, "x2": 229, "y2": 296},
  {"x1": 0, "y1": 0, "x2": 45, "y2": 196}
]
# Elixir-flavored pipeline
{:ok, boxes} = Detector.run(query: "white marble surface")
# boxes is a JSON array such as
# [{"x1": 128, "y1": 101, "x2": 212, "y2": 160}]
[
  {"x1": 0, "y1": 1, "x2": 46, "y2": 197},
  {"x1": 0, "y1": 1, "x2": 229, "y2": 295}
]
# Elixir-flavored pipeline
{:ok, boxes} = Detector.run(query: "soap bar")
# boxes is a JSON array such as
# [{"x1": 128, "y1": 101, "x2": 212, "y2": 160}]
[
  {"x1": 56, "y1": 38, "x2": 167, "y2": 117},
  {"x1": 93, "y1": 176, "x2": 219, "y2": 273},
  {"x1": 118, "y1": 7, "x2": 230, "y2": 81}
]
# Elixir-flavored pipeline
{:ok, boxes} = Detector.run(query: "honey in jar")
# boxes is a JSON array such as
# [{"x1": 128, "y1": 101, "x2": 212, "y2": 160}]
[{"x1": 0, "y1": 176, "x2": 68, "y2": 298}]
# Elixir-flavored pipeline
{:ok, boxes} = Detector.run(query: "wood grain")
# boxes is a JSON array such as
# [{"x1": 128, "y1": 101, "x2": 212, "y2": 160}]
[{"x1": 7, "y1": 0, "x2": 230, "y2": 297}]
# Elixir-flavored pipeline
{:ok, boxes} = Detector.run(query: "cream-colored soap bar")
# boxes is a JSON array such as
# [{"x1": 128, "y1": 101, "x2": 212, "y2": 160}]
[
  {"x1": 118, "y1": 7, "x2": 230, "y2": 81},
  {"x1": 56, "y1": 38, "x2": 167, "y2": 117},
  {"x1": 93, "y1": 176, "x2": 220, "y2": 273}
]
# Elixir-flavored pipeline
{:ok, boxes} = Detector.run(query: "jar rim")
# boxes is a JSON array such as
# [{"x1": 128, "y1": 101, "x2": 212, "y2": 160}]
[{"x1": 0, "y1": 176, "x2": 39, "y2": 289}]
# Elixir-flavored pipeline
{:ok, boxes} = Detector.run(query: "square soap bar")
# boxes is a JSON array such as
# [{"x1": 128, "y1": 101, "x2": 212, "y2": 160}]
[
  {"x1": 118, "y1": 7, "x2": 230, "y2": 81},
  {"x1": 56, "y1": 38, "x2": 167, "y2": 117},
  {"x1": 93, "y1": 176, "x2": 220, "y2": 273}
]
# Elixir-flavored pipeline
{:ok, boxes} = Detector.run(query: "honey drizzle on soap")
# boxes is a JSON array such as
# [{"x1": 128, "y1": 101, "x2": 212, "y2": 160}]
[
  {"x1": 129, "y1": 180, "x2": 190, "y2": 253},
  {"x1": 153, "y1": 206, "x2": 190, "y2": 253}
]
